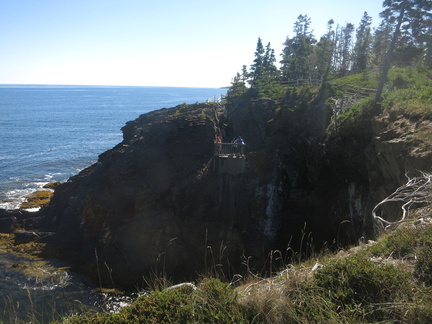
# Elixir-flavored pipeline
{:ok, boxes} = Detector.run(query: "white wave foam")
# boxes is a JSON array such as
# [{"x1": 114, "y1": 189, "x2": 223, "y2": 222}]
[
  {"x1": 22, "y1": 207, "x2": 41, "y2": 212},
  {"x1": 0, "y1": 198, "x2": 25, "y2": 210},
  {"x1": 0, "y1": 173, "x2": 65, "y2": 210}
]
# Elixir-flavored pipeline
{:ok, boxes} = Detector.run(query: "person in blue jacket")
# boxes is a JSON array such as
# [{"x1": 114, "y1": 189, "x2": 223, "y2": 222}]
[{"x1": 236, "y1": 136, "x2": 245, "y2": 155}]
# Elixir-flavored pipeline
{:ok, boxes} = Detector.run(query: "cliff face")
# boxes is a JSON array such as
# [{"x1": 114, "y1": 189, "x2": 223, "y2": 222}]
[
  {"x1": 365, "y1": 113, "x2": 432, "y2": 223},
  {"x1": 44, "y1": 99, "x2": 432, "y2": 286},
  {"x1": 47, "y1": 103, "x2": 257, "y2": 283}
]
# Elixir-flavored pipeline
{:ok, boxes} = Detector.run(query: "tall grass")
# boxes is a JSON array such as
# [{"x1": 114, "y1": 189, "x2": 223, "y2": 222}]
[{"x1": 54, "y1": 222, "x2": 432, "y2": 323}]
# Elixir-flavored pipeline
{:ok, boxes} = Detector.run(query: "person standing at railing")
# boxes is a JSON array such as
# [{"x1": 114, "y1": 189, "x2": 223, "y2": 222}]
[
  {"x1": 231, "y1": 137, "x2": 237, "y2": 154},
  {"x1": 214, "y1": 135, "x2": 222, "y2": 155},
  {"x1": 235, "y1": 136, "x2": 245, "y2": 156}
]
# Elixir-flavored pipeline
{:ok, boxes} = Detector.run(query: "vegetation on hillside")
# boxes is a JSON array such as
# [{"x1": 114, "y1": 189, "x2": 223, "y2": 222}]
[
  {"x1": 226, "y1": 0, "x2": 431, "y2": 103},
  {"x1": 225, "y1": 0, "x2": 431, "y2": 145},
  {"x1": 326, "y1": 66, "x2": 432, "y2": 138},
  {"x1": 57, "y1": 219, "x2": 432, "y2": 323}
]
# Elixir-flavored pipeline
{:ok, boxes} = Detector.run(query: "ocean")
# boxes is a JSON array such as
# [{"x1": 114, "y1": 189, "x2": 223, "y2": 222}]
[
  {"x1": 0, "y1": 85, "x2": 226, "y2": 322},
  {"x1": 0, "y1": 85, "x2": 226, "y2": 210}
]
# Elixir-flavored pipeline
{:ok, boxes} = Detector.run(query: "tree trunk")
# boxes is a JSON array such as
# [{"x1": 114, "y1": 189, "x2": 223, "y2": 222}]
[{"x1": 375, "y1": 0, "x2": 408, "y2": 104}]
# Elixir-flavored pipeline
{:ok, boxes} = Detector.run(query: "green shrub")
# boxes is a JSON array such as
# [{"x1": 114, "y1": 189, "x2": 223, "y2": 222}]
[
  {"x1": 382, "y1": 67, "x2": 432, "y2": 117},
  {"x1": 368, "y1": 225, "x2": 419, "y2": 258},
  {"x1": 59, "y1": 286, "x2": 195, "y2": 323},
  {"x1": 194, "y1": 278, "x2": 244, "y2": 323},
  {"x1": 59, "y1": 279, "x2": 246, "y2": 324},
  {"x1": 387, "y1": 67, "x2": 431, "y2": 90},
  {"x1": 331, "y1": 72, "x2": 379, "y2": 90},
  {"x1": 257, "y1": 82, "x2": 287, "y2": 99},
  {"x1": 327, "y1": 97, "x2": 377, "y2": 137},
  {"x1": 369, "y1": 224, "x2": 432, "y2": 259},
  {"x1": 314, "y1": 254, "x2": 411, "y2": 320},
  {"x1": 415, "y1": 245, "x2": 432, "y2": 285}
]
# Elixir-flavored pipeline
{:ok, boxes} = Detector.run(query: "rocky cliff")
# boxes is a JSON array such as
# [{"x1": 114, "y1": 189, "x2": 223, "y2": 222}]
[{"x1": 40, "y1": 97, "x2": 432, "y2": 287}]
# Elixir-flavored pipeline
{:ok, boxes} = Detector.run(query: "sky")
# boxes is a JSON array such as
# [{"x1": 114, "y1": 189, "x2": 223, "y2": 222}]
[{"x1": 0, "y1": 0, "x2": 385, "y2": 88}]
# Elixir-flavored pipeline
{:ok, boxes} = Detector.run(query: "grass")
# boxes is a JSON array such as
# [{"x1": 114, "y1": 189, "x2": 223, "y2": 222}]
[
  {"x1": 325, "y1": 66, "x2": 432, "y2": 138},
  {"x1": 57, "y1": 279, "x2": 244, "y2": 324},
  {"x1": 380, "y1": 67, "x2": 432, "y2": 118},
  {"x1": 50, "y1": 218, "x2": 432, "y2": 323}
]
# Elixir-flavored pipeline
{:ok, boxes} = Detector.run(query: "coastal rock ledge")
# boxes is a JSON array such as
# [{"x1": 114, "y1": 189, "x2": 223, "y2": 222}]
[
  {"x1": 34, "y1": 99, "x2": 432, "y2": 287},
  {"x1": 45, "y1": 103, "x2": 254, "y2": 285}
]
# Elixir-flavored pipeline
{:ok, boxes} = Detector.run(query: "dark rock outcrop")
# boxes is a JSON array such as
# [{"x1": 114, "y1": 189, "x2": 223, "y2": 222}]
[
  {"x1": 0, "y1": 209, "x2": 47, "y2": 233},
  {"x1": 14, "y1": 231, "x2": 56, "y2": 245},
  {"x1": 0, "y1": 216, "x2": 18, "y2": 233},
  {"x1": 42, "y1": 98, "x2": 432, "y2": 287},
  {"x1": 46, "y1": 103, "x2": 254, "y2": 284},
  {"x1": 365, "y1": 114, "x2": 432, "y2": 224}
]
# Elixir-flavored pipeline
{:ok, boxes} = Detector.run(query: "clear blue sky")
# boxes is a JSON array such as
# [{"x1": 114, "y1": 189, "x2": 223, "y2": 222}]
[{"x1": 0, "y1": 0, "x2": 385, "y2": 88}]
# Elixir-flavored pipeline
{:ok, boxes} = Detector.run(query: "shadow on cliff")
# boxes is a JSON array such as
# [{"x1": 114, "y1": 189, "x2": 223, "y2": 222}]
[{"x1": 35, "y1": 95, "x2": 377, "y2": 289}]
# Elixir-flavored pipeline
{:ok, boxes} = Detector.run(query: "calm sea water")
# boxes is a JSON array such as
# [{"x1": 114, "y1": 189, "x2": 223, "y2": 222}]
[
  {"x1": 0, "y1": 85, "x2": 225, "y2": 322},
  {"x1": 0, "y1": 85, "x2": 226, "y2": 210}
]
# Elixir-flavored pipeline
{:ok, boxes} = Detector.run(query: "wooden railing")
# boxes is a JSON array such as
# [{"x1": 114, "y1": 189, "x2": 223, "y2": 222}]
[
  {"x1": 206, "y1": 94, "x2": 226, "y2": 103},
  {"x1": 278, "y1": 79, "x2": 321, "y2": 86},
  {"x1": 214, "y1": 143, "x2": 245, "y2": 157}
]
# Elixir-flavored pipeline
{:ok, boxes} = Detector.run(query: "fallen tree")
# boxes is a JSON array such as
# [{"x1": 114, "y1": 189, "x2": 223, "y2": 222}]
[{"x1": 372, "y1": 171, "x2": 432, "y2": 229}]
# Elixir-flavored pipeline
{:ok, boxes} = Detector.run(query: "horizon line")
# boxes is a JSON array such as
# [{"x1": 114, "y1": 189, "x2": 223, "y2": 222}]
[{"x1": 0, "y1": 83, "x2": 228, "y2": 89}]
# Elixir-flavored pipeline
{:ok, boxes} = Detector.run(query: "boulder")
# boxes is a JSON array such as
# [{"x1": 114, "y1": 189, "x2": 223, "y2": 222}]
[
  {"x1": 0, "y1": 217, "x2": 17, "y2": 233},
  {"x1": 14, "y1": 231, "x2": 56, "y2": 245}
]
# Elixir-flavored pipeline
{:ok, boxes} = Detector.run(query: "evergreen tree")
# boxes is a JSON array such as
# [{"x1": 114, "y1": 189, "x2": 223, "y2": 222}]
[
  {"x1": 241, "y1": 65, "x2": 249, "y2": 85},
  {"x1": 226, "y1": 72, "x2": 247, "y2": 105},
  {"x1": 335, "y1": 23, "x2": 355, "y2": 77},
  {"x1": 375, "y1": 0, "x2": 432, "y2": 102},
  {"x1": 249, "y1": 37, "x2": 265, "y2": 89},
  {"x1": 280, "y1": 15, "x2": 316, "y2": 81},
  {"x1": 262, "y1": 42, "x2": 279, "y2": 82},
  {"x1": 371, "y1": 11, "x2": 393, "y2": 70},
  {"x1": 352, "y1": 12, "x2": 373, "y2": 73},
  {"x1": 424, "y1": 24, "x2": 432, "y2": 68},
  {"x1": 248, "y1": 38, "x2": 280, "y2": 96},
  {"x1": 310, "y1": 19, "x2": 335, "y2": 80}
]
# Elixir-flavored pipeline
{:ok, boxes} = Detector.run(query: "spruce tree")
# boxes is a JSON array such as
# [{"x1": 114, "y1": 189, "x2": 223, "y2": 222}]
[
  {"x1": 352, "y1": 12, "x2": 373, "y2": 73},
  {"x1": 371, "y1": 11, "x2": 393, "y2": 70},
  {"x1": 337, "y1": 23, "x2": 355, "y2": 77},
  {"x1": 375, "y1": 0, "x2": 432, "y2": 102},
  {"x1": 310, "y1": 19, "x2": 335, "y2": 80},
  {"x1": 250, "y1": 37, "x2": 265, "y2": 89},
  {"x1": 280, "y1": 15, "x2": 316, "y2": 81}
]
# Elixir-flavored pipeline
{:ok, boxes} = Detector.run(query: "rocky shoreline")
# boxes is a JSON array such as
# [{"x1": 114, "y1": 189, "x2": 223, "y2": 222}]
[{"x1": 1, "y1": 97, "x2": 431, "y2": 289}]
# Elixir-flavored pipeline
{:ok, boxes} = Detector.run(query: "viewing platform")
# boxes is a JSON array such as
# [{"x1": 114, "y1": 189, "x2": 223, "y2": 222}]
[
  {"x1": 214, "y1": 143, "x2": 246, "y2": 175},
  {"x1": 214, "y1": 143, "x2": 245, "y2": 157}
]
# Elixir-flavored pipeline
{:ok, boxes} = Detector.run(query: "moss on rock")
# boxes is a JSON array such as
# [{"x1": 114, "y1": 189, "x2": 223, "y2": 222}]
[
  {"x1": 43, "y1": 181, "x2": 61, "y2": 189},
  {"x1": 20, "y1": 190, "x2": 53, "y2": 209}
]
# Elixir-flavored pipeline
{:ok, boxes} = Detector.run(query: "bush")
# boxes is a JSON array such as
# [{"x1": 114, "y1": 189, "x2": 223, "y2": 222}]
[
  {"x1": 59, "y1": 279, "x2": 246, "y2": 324},
  {"x1": 238, "y1": 274, "x2": 344, "y2": 323},
  {"x1": 415, "y1": 245, "x2": 432, "y2": 285},
  {"x1": 314, "y1": 254, "x2": 412, "y2": 320},
  {"x1": 327, "y1": 97, "x2": 377, "y2": 138},
  {"x1": 382, "y1": 67, "x2": 432, "y2": 117},
  {"x1": 194, "y1": 278, "x2": 244, "y2": 323},
  {"x1": 369, "y1": 224, "x2": 432, "y2": 259},
  {"x1": 329, "y1": 71, "x2": 380, "y2": 93}
]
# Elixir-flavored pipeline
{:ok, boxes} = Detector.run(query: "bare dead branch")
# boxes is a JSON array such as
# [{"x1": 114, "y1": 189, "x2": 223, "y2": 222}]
[{"x1": 372, "y1": 172, "x2": 432, "y2": 229}]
